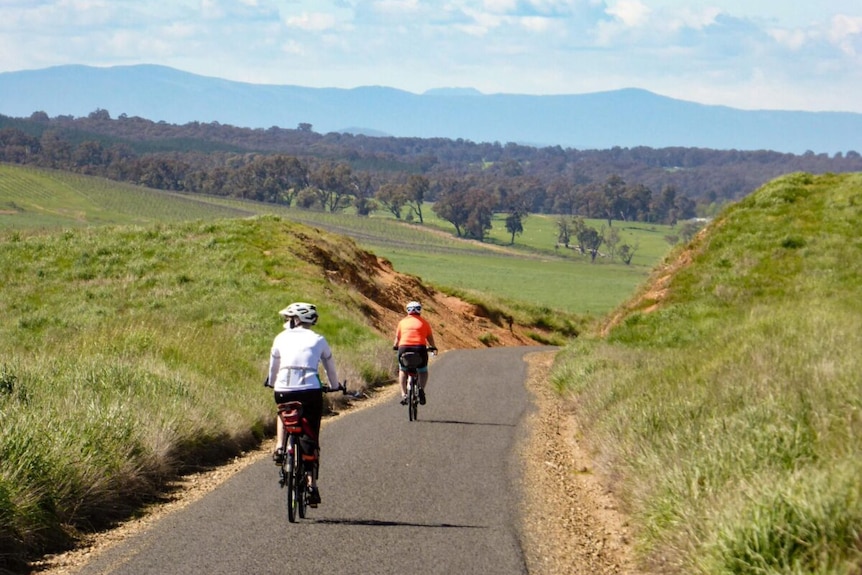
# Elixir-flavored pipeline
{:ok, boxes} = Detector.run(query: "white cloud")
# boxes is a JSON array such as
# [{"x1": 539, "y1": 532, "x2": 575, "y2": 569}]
[
  {"x1": 519, "y1": 16, "x2": 555, "y2": 33},
  {"x1": 668, "y1": 6, "x2": 720, "y2": 31},
  {"x1": 606, "y1": 0, "x2": 650, "y2": 27},
  {"x1": 285, "y1": 12, "x2": 339, "y2": 31},
  {"x1": 829, "y1": 14, "x2": 862, "y2": 55},
  {"x1": 482, "y1": 0, "x2": 516, "y2": 12},
  {"x1": 373, "y1": 0, "x2": 421, "y2": 14},
  {"x1": 769, "y1": 28, "x2": 809, "y2": 51}
]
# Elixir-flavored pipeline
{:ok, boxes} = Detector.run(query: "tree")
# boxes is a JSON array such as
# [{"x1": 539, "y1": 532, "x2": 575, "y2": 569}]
[
  {"x1": 621, "y1": 183, "x2": 653, "y2": 221},
  {"x1": 0, "y1": 128, "x2": 40, "y2": 163},
  {"x1": 601, "y1": 175, "x2": 626, "y2": 226},
  {"x1": 577, "y1": 225, "x2": 603, "y2": 262},
  {"x1": 87, "y1": 108, "x2": 111, "y2": 121},
  {"x1": 432, "y1": 178, "x2": 471, "y2": 237},
  {"x1": 653, "y1": 185, "x2": 679, "y2": 225},
  {"x1": 556, "y1": 216, "x2": 573, "y2": 248},
  {"x1": 571, "y1": 216, "x2": 589, "y2": 254},
  {"x1": 432, "y1": 178, "x2": 496, "y2": 240},
  {"x1": 38, "y1": 130, "x2": 70, "y2": 168},
  {"x1": 618, "y1": 242, "x2": 639, "y2": 265},
  {"x1": 375, "y1": 181, "x2": 407, "y2": 219},
  {"x1": 505, "y1": 210, "x2": 524, "y2": 245},
  {"x1": 603, "y1": 225, "x2": 620, "y2": 259},
  {"x1": 310, "y1": 162, "x2": 353, "y2": 212},
  {"x1": 134, "y1": 157, "x2": 188, "y2": 191},
  {"x1": 405, "y1": 174, "x2": 429, "y2": 223},
  {"x1": 295, "y1": 187, "x2": 321, "y2": 209},
  {"x1": 352, "y1": 171, "x2": 377, "y2": 216},
  {"x1": 463, "y1": 188, "x2": 497, "y2": 241}
]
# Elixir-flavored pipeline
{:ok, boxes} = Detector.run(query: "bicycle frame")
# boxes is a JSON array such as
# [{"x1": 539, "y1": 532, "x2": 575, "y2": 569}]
[{"x1": 273, "y1": 385, "x2": 345, "y2": 522}]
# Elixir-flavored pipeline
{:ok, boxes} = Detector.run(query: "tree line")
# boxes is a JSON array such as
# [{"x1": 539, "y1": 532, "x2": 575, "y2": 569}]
[{"x1": 2, "y1": 109, "x2": 861, "y2": 241}]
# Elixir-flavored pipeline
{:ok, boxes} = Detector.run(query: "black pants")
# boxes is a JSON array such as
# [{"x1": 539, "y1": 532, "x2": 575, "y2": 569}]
[{"x1": 397, "y1": 345, "x2": 429, "y2": 370}]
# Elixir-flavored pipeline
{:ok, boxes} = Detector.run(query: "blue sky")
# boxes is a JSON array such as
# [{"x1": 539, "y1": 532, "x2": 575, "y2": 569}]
[{"x1": 1, "y1": 0, "x2": 861, "y2": 112}]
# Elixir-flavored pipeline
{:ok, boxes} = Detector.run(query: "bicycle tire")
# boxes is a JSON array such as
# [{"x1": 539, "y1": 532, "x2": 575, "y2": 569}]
[
  {"x1": 296, "y1": 453, "x2": 307, "y2": 519},
  {"x1": 286, "y1": 437, "x2": 298, "y2": 523},
  {"x1": 408, "y1": 373, "x2": 418, "y2": 421}
]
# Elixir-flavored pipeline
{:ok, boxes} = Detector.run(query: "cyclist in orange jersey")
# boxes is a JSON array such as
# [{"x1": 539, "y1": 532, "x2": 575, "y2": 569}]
[{"x1": 392, "y1": 301, "x2": 437, "y2": 405}]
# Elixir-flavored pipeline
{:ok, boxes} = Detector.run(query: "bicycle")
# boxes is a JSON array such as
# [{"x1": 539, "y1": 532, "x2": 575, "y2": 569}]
[
  {"x1": 275, "y1": 385, "x2": 346, "y2": 523},
  {"x1": 398, "y1": 347, "x2": 436, "y2": 422}
]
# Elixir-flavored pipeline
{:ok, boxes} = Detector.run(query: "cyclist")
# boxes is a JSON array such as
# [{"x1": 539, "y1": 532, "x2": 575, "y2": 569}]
[
  {"x1": 392, "y1": 300, "x2": 437, "y2": 405},
  {"x1": 267, "y1": 302, "x2": 340, "y2": 507}
]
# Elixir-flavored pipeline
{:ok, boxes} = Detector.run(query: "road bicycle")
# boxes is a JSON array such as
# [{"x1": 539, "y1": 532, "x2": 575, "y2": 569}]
[
  {"x1": 276, "y1": 385, "x2": 346, "y2": 523},
  {"x1": 398, "y1": 347, "x2": 436, "y2": 422}
]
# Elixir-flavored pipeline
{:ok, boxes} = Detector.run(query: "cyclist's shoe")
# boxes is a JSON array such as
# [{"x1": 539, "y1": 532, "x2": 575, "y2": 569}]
[
  {"x1": 400, "y1": 395, "x2": 408, "y2": 405},
  {"x1": 308, "y1": 486, "x2": 321, "y2": 507},
  {"x1": 272, "y1": 448, "x2": 284, "y2": 465},
  {"x1": 419, "y1": 389, "x2": 426, "y2": 405}
]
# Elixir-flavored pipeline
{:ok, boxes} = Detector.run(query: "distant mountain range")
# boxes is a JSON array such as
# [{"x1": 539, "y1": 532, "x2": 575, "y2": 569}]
[{"x1": 1, "y1": 64, "x2": 860, "y2": 155}]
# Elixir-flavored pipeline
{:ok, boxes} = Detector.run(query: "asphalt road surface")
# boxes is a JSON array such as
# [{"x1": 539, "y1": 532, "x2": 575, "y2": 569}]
[{"x1": 72, "y1": 346, "x2": 555, "y2": 575}]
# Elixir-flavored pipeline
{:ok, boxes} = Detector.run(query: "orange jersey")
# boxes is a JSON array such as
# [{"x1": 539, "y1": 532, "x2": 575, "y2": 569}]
[{"x1": 395, "y1": 315, "x2": 433, "y2": 346}]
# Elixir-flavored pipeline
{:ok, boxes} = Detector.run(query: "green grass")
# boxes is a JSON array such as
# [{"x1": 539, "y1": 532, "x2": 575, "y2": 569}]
[
  {"x1": 373, "y1": 246, "x2": 645, "y2": 315},
  {"x1": 0, "y1": 164, "x2": 253, "y2": 229},
  {"x1": 551, "y1": 172, "x2": 862, "y2": 573},
  {"x1": 0, "y1": 216, "x2": 400, "y2": 569}
]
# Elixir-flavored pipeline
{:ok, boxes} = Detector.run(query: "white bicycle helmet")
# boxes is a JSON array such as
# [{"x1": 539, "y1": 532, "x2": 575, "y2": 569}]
[
  {"x1": 406, "y1": 301, "x2": 422, "y2": 315},
  {"x1": 279, "y1": 302, "x2": 319, "y2": 325}
]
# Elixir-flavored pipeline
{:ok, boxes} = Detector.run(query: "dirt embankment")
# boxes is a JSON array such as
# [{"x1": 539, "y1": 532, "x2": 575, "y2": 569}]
[{"x1": 297, "y1": 231, "x2": 545, "y2": 348}]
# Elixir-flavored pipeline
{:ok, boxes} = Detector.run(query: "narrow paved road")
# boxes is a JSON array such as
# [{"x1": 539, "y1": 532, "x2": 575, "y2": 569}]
[{"x1": 72, "y1": 347, "x2": 554, "y2": 575}]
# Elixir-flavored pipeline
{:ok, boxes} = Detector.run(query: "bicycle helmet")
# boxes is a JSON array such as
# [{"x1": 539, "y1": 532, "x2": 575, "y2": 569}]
[
  {"x1": 406, "y1": 301, "x2": 422, "y2": 315},
  {"x1": 279, "y1": 302, "x2": 319, "y2": 325}
]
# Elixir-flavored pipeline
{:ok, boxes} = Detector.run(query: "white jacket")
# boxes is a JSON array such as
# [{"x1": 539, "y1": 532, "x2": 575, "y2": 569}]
[{"x1": 268, "y1": 326, "x2": 339, "y2": 392}]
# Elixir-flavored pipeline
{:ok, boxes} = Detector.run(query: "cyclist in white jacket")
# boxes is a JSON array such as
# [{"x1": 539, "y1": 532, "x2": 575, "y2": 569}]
[{"x1": 268, "y1": 302, "x2": 340, "y2": 506}]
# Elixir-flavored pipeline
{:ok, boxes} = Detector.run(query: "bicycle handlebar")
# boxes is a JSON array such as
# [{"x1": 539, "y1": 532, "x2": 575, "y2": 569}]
[
  {"x1": 266, "y1": 377, "x2": 349, "y2": 395},
  {"x1": 323, "y1": 380, "x2": 349, "y2": 395},
  {"x1": 393, "y1": 346, "x2": 438, "y2": 353}
]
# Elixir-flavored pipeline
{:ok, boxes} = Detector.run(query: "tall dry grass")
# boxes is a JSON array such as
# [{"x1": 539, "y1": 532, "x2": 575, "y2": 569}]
[{"x1": 552, "y1": 172, "x2": 862, "y2": 573}]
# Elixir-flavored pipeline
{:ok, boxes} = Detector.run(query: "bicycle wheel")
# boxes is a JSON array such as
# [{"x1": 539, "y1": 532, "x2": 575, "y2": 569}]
[
  {"x1": 286, "y1": 438, "x2": 298, "y2": 523},
  {"x1": 277, "y1": 436, "x2": 288, "y2": 489},
  {"x1": 408, "y1": 374, "x2": 418, "y2": 421},
  {"x1": 298, "y1": 466, "x2": 309, "y2": 519}
]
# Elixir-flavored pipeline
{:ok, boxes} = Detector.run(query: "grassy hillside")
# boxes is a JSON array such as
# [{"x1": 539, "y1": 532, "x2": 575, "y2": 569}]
[
  {"x1": 0, "y1": 215, "x2": 412, "y2": 569},
  {"x1": 0, "y1": 164, "x2": 253, "y2": 228},
  {"x1": 552, "y1": 172, "x2": 862, "y2": 573}
]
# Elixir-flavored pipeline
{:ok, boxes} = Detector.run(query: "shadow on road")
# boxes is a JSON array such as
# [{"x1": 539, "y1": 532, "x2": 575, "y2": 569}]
[
  {"x1": 312, "y1": 518, "x2": 485, "y2": 529},
  {"x1": 419, "y1": 418, "x2": 515, "y2": 427}
]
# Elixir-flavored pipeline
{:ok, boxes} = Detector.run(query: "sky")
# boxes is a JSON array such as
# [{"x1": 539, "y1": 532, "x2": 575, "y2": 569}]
[{"x1": 1, "y1": 0, "x2": 861, "y2": 113}]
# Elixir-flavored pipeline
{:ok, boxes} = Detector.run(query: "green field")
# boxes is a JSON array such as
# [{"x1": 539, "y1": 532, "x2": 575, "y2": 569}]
[{"x1": 0, "y1": 164, "x2": 252, "y2": 228}]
